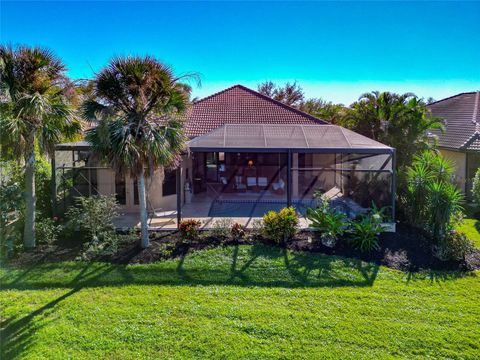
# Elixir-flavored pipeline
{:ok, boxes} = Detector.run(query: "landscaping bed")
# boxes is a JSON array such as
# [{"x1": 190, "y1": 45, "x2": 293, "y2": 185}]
[{"x1": 9, "y1": 223, "x2": 480, "y2": 272}]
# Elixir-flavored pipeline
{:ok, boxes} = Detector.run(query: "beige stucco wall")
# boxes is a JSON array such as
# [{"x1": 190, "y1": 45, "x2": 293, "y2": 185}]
[
  {"x1": 93, "y1": 154, "x2": 193, "y2": 212},
  {"x1": 440, "y1": 149, "x2": 466, "y2": 192}
]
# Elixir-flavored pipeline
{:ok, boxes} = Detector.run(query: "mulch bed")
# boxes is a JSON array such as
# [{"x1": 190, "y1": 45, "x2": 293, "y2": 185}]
[
  {"x1": 6, "y1": 224, "x2": 480, "y2": 272},
  {"x1": 287, "y1": 224, "x2": 480, "y2": 271}
]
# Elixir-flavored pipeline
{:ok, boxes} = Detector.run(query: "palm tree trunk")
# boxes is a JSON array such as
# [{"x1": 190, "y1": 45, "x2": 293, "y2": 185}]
[
  {"x1": 137, "y1": 171, "x2": 149, "y2": 248},
  {"x1": 23, "y1": 131, "x2": 36, "y2": 249}
]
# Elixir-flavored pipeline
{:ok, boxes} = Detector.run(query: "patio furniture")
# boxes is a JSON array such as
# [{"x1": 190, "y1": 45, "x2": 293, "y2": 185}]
[
  {"x1": 258, "y1": 177, "x2": 268, "y2": 188},
  {"x1": 272, "y1": 178, "x2": 285, "y2": 195},
  {"x1": 247, "y1": 177, "x2": 257, "y2": 187},
  {"x1": 235, "y1": 175, "x2": 247, "y2": 192}
]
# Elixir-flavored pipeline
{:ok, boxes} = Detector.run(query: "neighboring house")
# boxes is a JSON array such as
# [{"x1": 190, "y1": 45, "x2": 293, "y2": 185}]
[
  {"x1": 54, "y1": 85, "x2": 395, "y2": 228},
  {"x1": 428, "y1": 91, "x2": 480, "y2": 197}
]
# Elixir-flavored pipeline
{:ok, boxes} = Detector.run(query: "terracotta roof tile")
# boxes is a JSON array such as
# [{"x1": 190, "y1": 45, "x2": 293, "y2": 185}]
[
  {"x1": 183, "y1": 85, "x2": 327, "y2": 138},
  {"x1": 428, "y1": 91, "x2": 480, "y2": 150}
]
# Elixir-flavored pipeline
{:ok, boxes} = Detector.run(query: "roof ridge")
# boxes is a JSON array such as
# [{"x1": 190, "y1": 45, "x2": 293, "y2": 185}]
[
  {"x1": 192, "y1": 84, "x2": 243, "y2": 105},
  {"x1": 427, "y1": 91, "x2": 478, "y2": 107},
  {"x1": 192, "y1": 84, "x2": 328, "y2": 125},
  {"x1": 234, "y1": 85, "x2": 329, "y2": 125}
]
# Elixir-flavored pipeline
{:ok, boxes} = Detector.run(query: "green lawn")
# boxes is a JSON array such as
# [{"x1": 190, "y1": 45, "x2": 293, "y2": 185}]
[
  {"x1": 458, "y1": 218, "x2": 480, "y2": 248},
  {"x1": 1, "y1": 244, "x2": 479, "y2": 359}
]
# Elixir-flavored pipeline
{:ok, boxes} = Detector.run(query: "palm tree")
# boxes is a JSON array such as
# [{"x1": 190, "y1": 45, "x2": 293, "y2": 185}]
[
  {"x1": 348, "y1": 91, "x2": 444, "y2": 168},
  {"x1": 84, "y1": 56, "x2": 191, "y2": 248},
  {"x1": 0, "y1": 45, "x2": 79, "y2": 249}
]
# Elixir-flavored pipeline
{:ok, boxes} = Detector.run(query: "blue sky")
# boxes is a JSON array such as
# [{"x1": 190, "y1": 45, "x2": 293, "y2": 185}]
[{"x1": 1, "y1": 1, "x2": 479, "y2": 104}]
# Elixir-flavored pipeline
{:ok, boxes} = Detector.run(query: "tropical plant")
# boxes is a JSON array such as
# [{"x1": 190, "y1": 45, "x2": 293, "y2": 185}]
[
  {"x1": 0, "y1": 45, "x2": 80, "y2": 249},
  {"x1": 349, "y1": 206, "x2": 385, "y2": 252},
  {"x1": 347, "y1": 91, "x2": 444, "y2": 169},
  {"x1": 426, "y1": 181, "x2": 464, "y2": 241},
  {"x1": 306, "y1": 198, "x2": 349, "y2": 246},
  {"x1": 262, "y1": 207, "x2": 299, "y2": 244},
  {"x1": 179, "y1": 219, "x2": 201, "y2": 241},
  {"x1": 471, "y1": 167, "x2": 480, "y2": 204},
  {"x1": 84, "y1": 56, "x2": 193, "y2": 248},
  {"x1": 400, "y1": 151, "x2": 464, "y2": 241},
  {"x1": 230, "y1": 222, "x2": 246, "y2": 241}
]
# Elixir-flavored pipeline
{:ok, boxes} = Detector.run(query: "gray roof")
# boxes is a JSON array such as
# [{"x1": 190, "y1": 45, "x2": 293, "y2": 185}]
[
  {"x1": 187, "y1": 124, "x2": 392, "y2": 153},
  {"x1": 428, "y1": 92, "x2": 480, "y2": 151},
  {"x1": 55, "y1": 140, "x2": 91, "y2": 150}
]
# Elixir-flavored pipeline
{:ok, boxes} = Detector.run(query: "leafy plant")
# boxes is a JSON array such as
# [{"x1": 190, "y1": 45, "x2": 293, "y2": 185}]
[
  {"x1": 306, "y1": 198, "x2": 349, "y2": 247},
  {"x1": 210, "y1": 218, "x2": 234, "y2": 240},
  {"x1": 262, "y1": 207, "x2": 299, "y2": 244},
  {"x1": 65, "y1": 195, "x2": 120, "y2": 260},
  {"x1": 179, "y1": 219, "x2": 202, "y2": 241},
  {"x1": 36, "y1": 217, "x2": 61, "y2": 245},
  {"x1": 426, "y1": 181, "x2": 464, "y2": 241},
  {"x1": 0, "y1": 182, "x2": 23, "y2": 258},
  {"x1": 400, "y1": 151, "x2": 464, "y2": 242},
  {"x1": 435, "y1": 230, "x2": 475, "y2": 262},
  {"x1": 471, "y1": 167, "x2": 480, "y2": 204},
  {"x1": 349, "y1": 206, "x2": 385, "y2": 252},
  {"x1": 230, "y1": 222, "x2": 246, "y2": 241}
]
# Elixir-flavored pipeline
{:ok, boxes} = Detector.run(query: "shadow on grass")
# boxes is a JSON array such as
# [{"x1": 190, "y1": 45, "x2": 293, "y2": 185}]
[
  {"x1": 0, "y1": 262, "x2": 119, "y2": 359},
  {"x1": 0, "y1": 243, "x2": 380, "y2": 358}
]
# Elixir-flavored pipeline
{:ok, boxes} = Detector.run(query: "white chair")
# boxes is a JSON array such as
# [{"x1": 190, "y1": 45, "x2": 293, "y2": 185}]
[
  {"x1": 247, "y1": 177, "x2": 257, "y2": 187},
  {"x1": 258, "y1": 177, "x2": 268, "y2": 188}
]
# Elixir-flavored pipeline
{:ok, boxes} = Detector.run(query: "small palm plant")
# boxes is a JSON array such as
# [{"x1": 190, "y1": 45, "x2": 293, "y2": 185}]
[
  {"x1": 84, "y1": 56, "x2": 193, "y2": 248},
  {"x1": 0, "y1": 45, "x2": 80, "y2": 249}
]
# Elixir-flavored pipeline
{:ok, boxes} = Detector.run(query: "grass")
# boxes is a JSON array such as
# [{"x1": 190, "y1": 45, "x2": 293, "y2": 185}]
[
  {"x1": 1, "y1": 244, "x2": 479, "y2": 359},
  {"x1": 458, "y1": 218, "x2": 480, "y2": 248}
]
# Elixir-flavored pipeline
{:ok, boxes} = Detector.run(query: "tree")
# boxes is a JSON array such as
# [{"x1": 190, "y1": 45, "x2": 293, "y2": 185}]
[
  {"x1": 298, "y1": 98, "x2": 347, "y2": 124},
  {"x1": 84, "y1": 56, "x2": 191, "y2": 248},
  {"x1": 257, "y1": 81, "x2": 304, "y2": 107},
  {"x1": 258, "y1": 81, "x2": 346, "y2": 123},
  {"x1": 0, "y1": 45, "x2": 79, "y2": 249},
  {"x1": 347, "y1": 91, "x2": 444, "y2": 168}
]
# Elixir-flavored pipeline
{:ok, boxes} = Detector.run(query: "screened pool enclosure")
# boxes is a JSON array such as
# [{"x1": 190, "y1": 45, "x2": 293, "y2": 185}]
[
  {"x1": 186, "y1": 124, "x2": 395, "y2": 220},
  {"x1": 53, "y1": 124, "x2": 396, "y2": 227}
]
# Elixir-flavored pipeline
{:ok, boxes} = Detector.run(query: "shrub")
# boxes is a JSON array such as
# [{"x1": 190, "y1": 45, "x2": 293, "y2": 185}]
[
  {"x1": 262, "y1": 207, "x2": 299, "y2": 244},
  {"x1": 65, "y1": 195, "x2": 120, "y2": 260},
  {"x1": 0, "y1": 182, "x2": 23, "y2": 258},
  {"x1": 179, "y1": 219, "x2": 202, "y2": 241},
  {"x1": 426, "y1": 181, "x2": 463, "y2": 240},
  {"x1": 210, "y1": 218, "x2": 234, "y2": 239},
  {"x1": 349, "y1": 206, "x2": 384, "y2": 252},
  {"x1": 471, "y1": 167, "x2": 480, "y2": 204},
  {"x1": 435, "y1": 231, "x2": 475, "y2": 262},
  {"x1": 36, "y1": 217, "x2": 61, "y2": 245},
  {"x1": 306, "y1": 198, "x2": 349, "y2": 247},
  {"x1": 230, "y1": 222, "x2": 245, "y2": 241},
  {"x1": 400, "y1": 151, "x2": 464, "y2": 242}
]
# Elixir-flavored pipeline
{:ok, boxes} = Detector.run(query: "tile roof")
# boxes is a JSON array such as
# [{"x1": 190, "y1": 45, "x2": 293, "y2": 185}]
[
  {"x1": 428, "y1": 91, "x2": 480, "y2": 151},
  {"x1": 183, "y1": 85, "x2": 327, "y2": 138}
]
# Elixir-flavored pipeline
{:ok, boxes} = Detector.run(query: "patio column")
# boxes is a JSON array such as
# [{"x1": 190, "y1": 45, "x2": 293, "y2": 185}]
[{"x1": 176, "y1": 166, "x2": 182, "y2": 229}]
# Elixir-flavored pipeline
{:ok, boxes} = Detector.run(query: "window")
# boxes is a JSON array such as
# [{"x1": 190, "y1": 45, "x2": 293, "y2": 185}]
[{"x1": 163, "y1": 169, "x2": 177, "y2": 196}]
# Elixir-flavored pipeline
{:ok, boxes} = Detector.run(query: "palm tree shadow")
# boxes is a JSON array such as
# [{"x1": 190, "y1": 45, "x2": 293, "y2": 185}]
[
  {"x1": 0, "y1": 262, "x2": 116, "y2": 360},
  {"x1": 283, "y1": 248, "x2": 379, "y2": 287}
]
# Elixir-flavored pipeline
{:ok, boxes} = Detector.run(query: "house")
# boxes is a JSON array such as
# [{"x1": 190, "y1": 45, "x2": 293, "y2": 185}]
[
  {"x1": 53, "y1": 85, "x2": 395, "y2": 229},
  {"x1": 427, "y1": 91, "x2": 480, "y2": 197}
]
